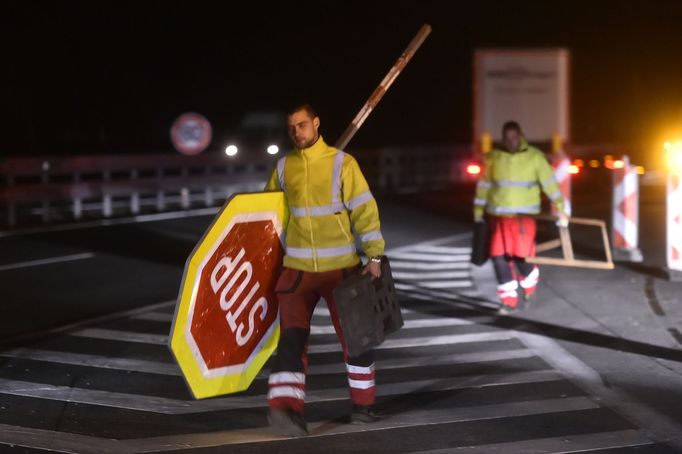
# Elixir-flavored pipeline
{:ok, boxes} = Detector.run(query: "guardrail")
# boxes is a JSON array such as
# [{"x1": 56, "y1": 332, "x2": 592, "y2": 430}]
[{"x1": 0, "y1": 145, "x2": 475, "y2": 228}]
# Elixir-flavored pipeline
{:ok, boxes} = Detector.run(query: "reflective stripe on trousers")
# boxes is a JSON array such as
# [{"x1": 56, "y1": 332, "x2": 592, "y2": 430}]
[{"x1": 267, "y1": 370, "x2": 306, "y2": 413}]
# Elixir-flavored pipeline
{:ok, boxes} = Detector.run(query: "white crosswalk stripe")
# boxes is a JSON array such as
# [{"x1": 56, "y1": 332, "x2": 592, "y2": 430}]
[
  {"x1": 387, "y1": 243, "x2": 477, "y2": 297},
  {"x1": 390, "y1": 260, "x2": 470, "y2": 270},
  {"x1": 410, "y1": 245, "x2": 473, "y2": 254},
  {"x1": 391, "y1": 270, "x2": 470, "y2": 280},
  {"x1": 387, "y1": 252, "x2": 470, "y2": 262}
]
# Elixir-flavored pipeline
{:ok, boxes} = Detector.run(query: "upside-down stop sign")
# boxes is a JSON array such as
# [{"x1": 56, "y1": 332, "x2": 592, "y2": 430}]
[{"x1": 169, "y1": 192, "x2": 288, "y2": 398}]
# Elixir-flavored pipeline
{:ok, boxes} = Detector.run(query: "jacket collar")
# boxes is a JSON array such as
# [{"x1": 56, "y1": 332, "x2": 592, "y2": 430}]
[
  {"x1": 518, "y1": 137, "x2": 530, "y2": 152},
  {"x1": 296, "y1": 135, "x2": 330, "y2": 158},
  {"x1": 501, "y1": 137, "x2": 530, "y2": 154}
]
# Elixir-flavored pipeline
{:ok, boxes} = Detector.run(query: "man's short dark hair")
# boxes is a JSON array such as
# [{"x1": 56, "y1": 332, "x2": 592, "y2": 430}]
[
  {"x1": 502, "y1": 121, "x2": 522, "y2": 134},
  {"x1": 287, "y1": 103, "x2": 318, "y2": 119}
]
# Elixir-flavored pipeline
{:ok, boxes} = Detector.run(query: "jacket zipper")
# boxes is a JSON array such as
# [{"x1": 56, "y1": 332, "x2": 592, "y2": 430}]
[{"x1": 303, "y1": 152, "x2": 318, "y2": 271}]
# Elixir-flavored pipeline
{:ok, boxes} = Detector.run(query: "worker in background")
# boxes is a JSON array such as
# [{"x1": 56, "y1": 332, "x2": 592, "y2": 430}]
[
  {"x1": 474, "y1": 121, "x2": 569, "y2": 312},
  {"x1": 264, "y1": 104, "x2": 385, "y2": 436}
]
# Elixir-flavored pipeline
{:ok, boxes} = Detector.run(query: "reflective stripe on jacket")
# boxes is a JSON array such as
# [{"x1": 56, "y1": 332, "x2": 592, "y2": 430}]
[
  {"x1": 265, "y1": 136, "x2": 385, "y2": 272},
  {"x1": 474, "y1": 140, "x2": 566, "y2": 220}
]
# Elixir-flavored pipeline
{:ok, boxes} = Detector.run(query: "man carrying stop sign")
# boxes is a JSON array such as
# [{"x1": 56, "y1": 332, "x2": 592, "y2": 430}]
[{"x1": 264, "y1": 104, "x2": 385, "y2": 436}]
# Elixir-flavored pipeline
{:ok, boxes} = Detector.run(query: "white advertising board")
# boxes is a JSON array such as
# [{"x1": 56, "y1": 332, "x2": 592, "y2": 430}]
[{"x1": 473, "y1": 49, "x2": 570, "y2": 143}]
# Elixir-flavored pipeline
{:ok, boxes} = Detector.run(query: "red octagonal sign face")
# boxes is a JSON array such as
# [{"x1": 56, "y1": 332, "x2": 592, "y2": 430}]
[{"x1": 186, "y1": 216, "x2": 283, "y2": 375}]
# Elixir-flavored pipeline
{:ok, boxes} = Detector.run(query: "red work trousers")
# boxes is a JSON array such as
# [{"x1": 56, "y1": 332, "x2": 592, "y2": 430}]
[
  {"x1": 489, "y1": 215, "x2": 537, "y2": 258},
  {"x1": 267, "y1": 266, "x2": 376, "y2": 415}
]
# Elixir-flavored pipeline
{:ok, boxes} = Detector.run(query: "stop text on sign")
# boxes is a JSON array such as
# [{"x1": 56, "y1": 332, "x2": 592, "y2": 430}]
[{"x1": 210, "y1": 247, "x2": 268, "y2": 346}]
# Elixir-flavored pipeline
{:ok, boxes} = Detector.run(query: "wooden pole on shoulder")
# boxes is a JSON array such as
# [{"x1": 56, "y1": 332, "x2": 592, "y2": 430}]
[{"x1": 335, "y1": 24, "x2": 432, "y2": 150}]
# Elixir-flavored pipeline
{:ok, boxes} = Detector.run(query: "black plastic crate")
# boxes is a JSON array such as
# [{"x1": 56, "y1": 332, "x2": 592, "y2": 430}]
[{"x1": 332, "y1": 257, "x2": 403, "y2": 357}]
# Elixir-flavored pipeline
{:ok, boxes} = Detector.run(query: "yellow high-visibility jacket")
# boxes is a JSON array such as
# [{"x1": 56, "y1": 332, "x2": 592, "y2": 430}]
[
  {"x1": 265, "y1": 136, "x2": 385, "y2": 272},
  {"x1": 474, "y1": 139, "x2": 567, "y2": 220}
]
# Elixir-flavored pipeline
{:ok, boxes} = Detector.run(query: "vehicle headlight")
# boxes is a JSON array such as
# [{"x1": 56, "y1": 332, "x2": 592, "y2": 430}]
[{"x1": 225, "y1": 145, "x2": 238, "y2": 156}]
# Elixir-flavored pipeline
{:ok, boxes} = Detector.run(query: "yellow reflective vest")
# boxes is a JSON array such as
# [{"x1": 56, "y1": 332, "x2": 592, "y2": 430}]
[
  {"x1": 474, "y1": 140, "x2": 567, "y2": 220},
  {"x1": 265, "y1": 136, "x2": 385, "y2": 272}
]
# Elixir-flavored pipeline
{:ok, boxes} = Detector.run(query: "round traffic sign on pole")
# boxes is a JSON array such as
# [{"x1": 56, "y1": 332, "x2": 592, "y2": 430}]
[
  {"x1": 169, "y1": 192, "x2": 288, "y2": 398},
  {"x1": 170, "y1": 112, "x2": 212, "y2": 155}
]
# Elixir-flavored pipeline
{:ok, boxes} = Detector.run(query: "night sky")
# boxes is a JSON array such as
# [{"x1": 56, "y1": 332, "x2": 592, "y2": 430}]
[{"x1": 4, "y1": 0, "x2": 682, "y2": 157}]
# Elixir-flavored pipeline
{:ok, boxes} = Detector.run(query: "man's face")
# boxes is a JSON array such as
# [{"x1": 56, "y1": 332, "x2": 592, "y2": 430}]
[
  {"x1": 287, "y1": 110, "x2": 320, "y2": 149},
  {"x1": 503, "y1": 128, "x2": 522, "y2": 152}
]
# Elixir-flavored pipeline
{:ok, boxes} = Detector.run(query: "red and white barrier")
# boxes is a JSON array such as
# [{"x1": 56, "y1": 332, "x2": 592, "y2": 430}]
[
  {"x1": 552, "y1": 157, "x2": 572, "y2": 217},
  {"x1": 667, "y1": 172, "x2": 682, "y2": 279},
  {"x1": 612, "y1": 156, "x2": 642, "y2": 262}
]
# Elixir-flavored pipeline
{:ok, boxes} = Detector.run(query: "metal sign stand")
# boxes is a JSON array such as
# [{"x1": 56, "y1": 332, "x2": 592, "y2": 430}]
[{"x1": 528, "y1": 216, "x2": 614, "y2": 270}]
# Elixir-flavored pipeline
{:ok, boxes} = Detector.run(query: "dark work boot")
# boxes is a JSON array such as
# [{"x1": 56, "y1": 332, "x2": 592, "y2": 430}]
[
  {"x1": 350, "y1": 405, "x2": 381, "y2": 424},
  {"x1": 268, "y1": 409, "x2": 308, "y2": 437}
]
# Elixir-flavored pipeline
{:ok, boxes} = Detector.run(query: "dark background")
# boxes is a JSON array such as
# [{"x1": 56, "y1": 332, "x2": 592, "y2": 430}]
[{"x1": 3, "y1": 0, "x2": 682, "y2": 157}]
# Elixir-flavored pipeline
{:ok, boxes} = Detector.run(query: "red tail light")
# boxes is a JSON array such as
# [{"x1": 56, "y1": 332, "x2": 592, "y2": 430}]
[{"x1": 467, "y1": 164, "x2": 482, "y2": 175}]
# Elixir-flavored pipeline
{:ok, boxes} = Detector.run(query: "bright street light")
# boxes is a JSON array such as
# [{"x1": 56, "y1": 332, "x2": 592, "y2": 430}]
[
  {"x1": 267, "y1": 145, "x2": 279, "y2": 155},
  {"x1": 665, "y1": 141, "x2": 682, "y2": 173}
]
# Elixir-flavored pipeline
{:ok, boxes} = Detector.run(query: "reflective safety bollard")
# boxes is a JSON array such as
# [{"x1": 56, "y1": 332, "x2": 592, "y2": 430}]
[
  {"x1": 666, "y1": 172, "x2": 682, "y2": 280},
  {"x1": 612, "y1": 155, "x2": 642, "y2": 262}
]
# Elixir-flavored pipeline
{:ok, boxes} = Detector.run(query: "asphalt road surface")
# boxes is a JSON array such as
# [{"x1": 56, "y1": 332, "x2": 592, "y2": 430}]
[{"x1": 0, "y1": 184, "x2": 680, "y2": 453}]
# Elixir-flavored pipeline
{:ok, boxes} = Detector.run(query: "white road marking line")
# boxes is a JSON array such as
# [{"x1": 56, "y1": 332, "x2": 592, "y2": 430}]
[
  {"x1": 399, "y1": 292, "x2": 500, "y2": 312},
  {"x1": 300, "y1": 397, "x2": 599, "y2": 439},
  {"x1": 310, "y1": 317, "x2": 472, "y2": 334},
  {"x1": 396, "y1": 281, "x2": 473, "y2": 290},
  {"x1": 403, "y1": 291, "x2": 452, "y2": 303},
  {"x1": 0, "y1": 423, "x2": 121, "y2": 454},
  {"x1": 308, "y1": 331, "x2": 512, "y2": 353},
  {"x1": 0, "y1": 368, "x2": 560, "y2": 416},
  {"x1": 134, "y1": 304, "x2": 419, "y2": 323},
  {"x1": 388, "y1": 252, "x2": 470, "y2": 262},
  {"x1": 312, "y1": 305, "x2": 415, "y2": 317},
  {"x1": 0, "y1": 349, "x2": 181, "y2": 376},
  {"x1": 385, "y1": 232, "x2": 472, "y2": 255},
  {"x1": 390, "y1": 261, "x2": 470, "y2": 270},
  {"x1": 411, "y1": 245, "x2": 472, "y2": 254},
  {"x1": 0, "y1": 253, "x2": 95, "y2": 271},
  {"x1": 0, "y1": 206, "x2": 226, "y2": 238},
  {"x1": 304, "y1": 349, "x2": 536, "y2": 376},
  {"x1": 2, "y1": 331, "x2": 512, "y2": 376},
  {"x1": 410, "y1": 430, "x2": 653, "y2": 454},
  {"x1": 515, "y1": 330, "x2": 682, "y2": 451},
  {"x1": 397, "y1": 287, "x2": 499, "y2": 309},
  {"x1": 69, "y1": 328, "x2": 169, "y2": 345},
  {"x1": 71, "y1": 317, "x2": 474, "y2": 343},
  {"x1": 0, "y1": 383, "x2": 589, "y2": 453},
  {"x1": 122, "y1": 396, "x2": 602, "y2": 449},
  {"x1": 391, "y1": 270, "x2": 470, "y2": 280},
  {"x1": 133, "y1": 312, "x2": 174, "y2": 323},
  {"x1": 1, "y1": 300, "x2": 176, "y2": 349}
]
